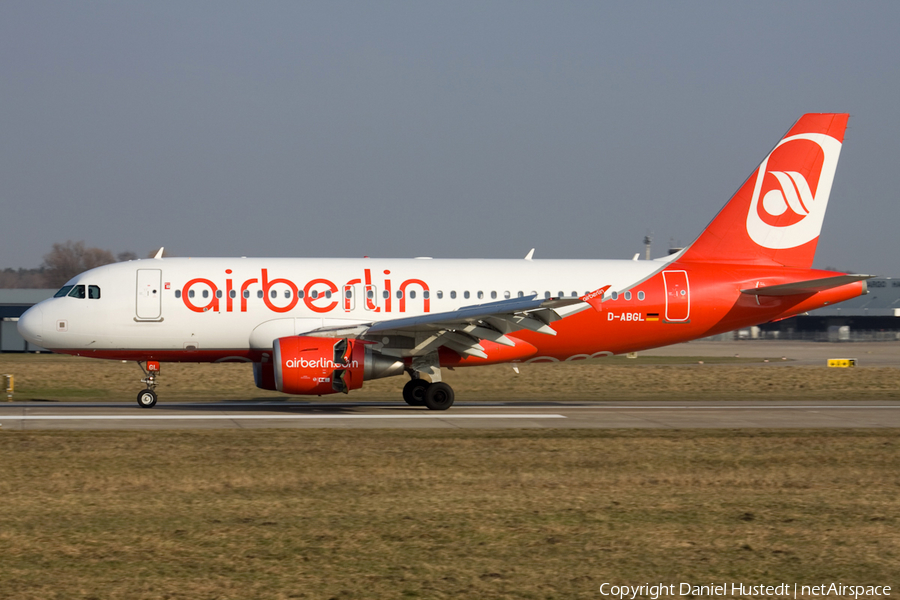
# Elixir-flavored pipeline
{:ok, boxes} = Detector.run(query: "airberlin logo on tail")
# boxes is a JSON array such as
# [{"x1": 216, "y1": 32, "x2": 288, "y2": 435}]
[
  {"x1": 762, "y1": 171, "x2": 815, "y2": 218},
  {"x1": 746, "y1": 133, "x2": 842, "y2": 250}
]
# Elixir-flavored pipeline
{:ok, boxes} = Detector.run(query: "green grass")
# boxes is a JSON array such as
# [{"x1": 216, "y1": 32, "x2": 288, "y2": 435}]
[{"x1": 0, "y1": 429, "x2": 897, "y2": 599}]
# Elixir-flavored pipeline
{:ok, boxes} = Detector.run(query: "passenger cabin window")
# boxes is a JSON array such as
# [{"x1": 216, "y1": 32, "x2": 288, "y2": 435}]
[
  {"x1": 504, "y1": 291, "x2": 510, "y2": 299},
  {"x1": 624, "y1": 291, "x2": 632, "y2": 301},
  {"x1": 436, "y1": 291, "x2": 443, "y2": 299},
  {"x1": 189, "y1": 290, "x2": 195, "y2": 299},
  {"x1": 464, "y1": 291, "x2": 470, "y2": 299},
  {"x1": 410, "y1": 290, "x2": 416, "y2": 299},
  {"x1": 610, "y1": 291, "x2": 618, "y2": 300},
  {"x1": 215, "y1": 290, "x2": 222, "y2": 298},
  {"x1": 638, "y1": 291, "x2": 645, "y2": 301},
  {"x1": 544, "y1": 291, "x2": 551, "y2": 299},
  {"x1": 257, "y1": 290, "x2": 263, "y2": 298},
  {"x1": 396, "y1": 290, "x2": 403, "y2": 299},
  {"x1": 243, "y1": 290, "x2": 250, "y2": 299},
  {"x1": 422, "y1": 291, "x2": 429, "y2": 299},
  {"x1": 229, "y1": 290, "x2": 237, "y2": 299},
  {"x1": 88, "y1": 285, "x2": 100, "y2": 299},
  {"x1": 270, "y1": 290, "x2": 277, "y2": 299},
  {"x1": 175, "y1": 290, "x2": 182, "y2": 299},
  {"x1": 54, "y1": 285, "x2": 74, "y2": 298},
  {"x1": 477, "y1": 291, "x2": 484, "y2": 299},
  {"x1": 450, "y1": 291, "x2": 457, "y2": 299}
]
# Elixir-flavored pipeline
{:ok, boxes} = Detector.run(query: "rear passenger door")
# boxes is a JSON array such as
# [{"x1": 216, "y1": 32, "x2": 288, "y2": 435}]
[{"x1": 663, "y1": 270, "x2": 690, "y2": 322}]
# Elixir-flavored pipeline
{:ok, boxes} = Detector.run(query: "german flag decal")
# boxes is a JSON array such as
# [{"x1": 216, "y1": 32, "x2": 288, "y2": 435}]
[{"x1": 646, "y1": 313, "x2": 660, "y2": 322}]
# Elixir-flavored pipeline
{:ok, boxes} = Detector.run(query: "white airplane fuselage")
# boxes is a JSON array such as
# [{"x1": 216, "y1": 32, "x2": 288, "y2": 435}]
[{"x1": 20, "y1": 256, "x2": 667, "y2": 361}]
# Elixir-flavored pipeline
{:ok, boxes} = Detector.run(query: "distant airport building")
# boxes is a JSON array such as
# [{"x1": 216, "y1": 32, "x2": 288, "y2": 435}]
[{"x1": 1, "y1": 289, "x2": 53, "y2": 352}]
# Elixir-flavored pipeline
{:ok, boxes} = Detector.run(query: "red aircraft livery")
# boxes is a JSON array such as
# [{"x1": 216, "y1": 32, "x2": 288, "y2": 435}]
[{"x1": 18, "y1": 114, "x2": 871, "y2": 410}]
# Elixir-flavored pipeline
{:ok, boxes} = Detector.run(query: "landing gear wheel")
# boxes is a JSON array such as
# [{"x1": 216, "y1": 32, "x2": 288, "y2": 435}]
[
  {"x1": 136, "y1": 389, "x2": 158, "y2": 408},
  {"x1": 424, "y1": 382, "x2": 454, "y2": 411},
  {"x1": 403, "y1": 379, "x2": 430, "y2": 406}
]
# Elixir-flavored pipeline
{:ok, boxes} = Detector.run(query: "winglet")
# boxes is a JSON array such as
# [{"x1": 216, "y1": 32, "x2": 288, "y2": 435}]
[
  {"x1": 580, "y1": 285, "x2": 611, "y2": 312},
  {"x1": 153, "y1": 247, "x2": 165, "y2": 260},
  {"x1": 524, "y1": 248, "x2": 535, "y2": 261}
]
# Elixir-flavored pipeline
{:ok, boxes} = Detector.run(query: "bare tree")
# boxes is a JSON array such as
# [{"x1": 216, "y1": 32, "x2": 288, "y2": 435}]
[
  {"x1": 0, "y1": 268, "x2": 47, "y2": 288},
  {"x1": 42, "y1": 241, "x2": 116, "y2": 287},
  {"x1": 0, "y1": 243, "x2": 141, "y2": 288}
]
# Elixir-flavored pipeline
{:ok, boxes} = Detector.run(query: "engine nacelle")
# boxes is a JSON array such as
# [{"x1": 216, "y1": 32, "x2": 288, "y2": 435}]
[{"x1": 272, "y1": 336, "x2": 404, "y2": 395}]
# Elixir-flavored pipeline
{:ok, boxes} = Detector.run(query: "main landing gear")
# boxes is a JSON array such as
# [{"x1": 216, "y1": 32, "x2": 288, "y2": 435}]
[
  {"x1": 402, "y1": 376, "x2": 455, "y2": 411},
  {"x1": 136, "y1": 360, "x2": 160, "y2": 408},
  {"x1": 402, "y1": 353, "x2": 455, "y2": 410}
]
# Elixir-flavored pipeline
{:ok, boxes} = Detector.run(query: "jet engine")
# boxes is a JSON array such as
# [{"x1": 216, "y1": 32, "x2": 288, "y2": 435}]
[{"x1": 272, "y1": 336, "x2": 405, "y2": 395}]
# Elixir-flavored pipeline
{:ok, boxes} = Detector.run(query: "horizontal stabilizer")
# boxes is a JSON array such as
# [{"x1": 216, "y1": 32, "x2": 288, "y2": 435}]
[{"x1": 741, "y1": 275, "x2": 874, "y2": 297}]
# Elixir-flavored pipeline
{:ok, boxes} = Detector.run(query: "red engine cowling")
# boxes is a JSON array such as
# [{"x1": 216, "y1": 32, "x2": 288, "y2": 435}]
[{"x1": 274, "y1": 336, "x2": 367, "y2": 395}]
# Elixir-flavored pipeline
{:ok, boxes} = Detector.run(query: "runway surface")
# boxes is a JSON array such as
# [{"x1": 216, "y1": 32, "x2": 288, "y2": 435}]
[{"x1": 2, "y1": 400, "x2": 900, "y2": 430}]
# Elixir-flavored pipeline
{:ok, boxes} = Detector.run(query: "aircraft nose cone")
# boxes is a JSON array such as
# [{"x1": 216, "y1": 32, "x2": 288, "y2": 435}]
[{"x1": 17, "y1": 305, "x2": 43, "y2": 345}]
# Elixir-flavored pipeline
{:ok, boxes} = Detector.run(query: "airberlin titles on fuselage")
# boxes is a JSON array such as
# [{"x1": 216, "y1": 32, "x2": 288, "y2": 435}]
[{"x1": 181, "y1": 268, "x2": 430, "y2": 315}]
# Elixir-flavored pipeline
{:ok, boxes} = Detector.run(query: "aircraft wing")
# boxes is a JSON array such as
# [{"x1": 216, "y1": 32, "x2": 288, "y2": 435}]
[{"x1": 301, "y1": 293, "x2": 594, "y2": 360}]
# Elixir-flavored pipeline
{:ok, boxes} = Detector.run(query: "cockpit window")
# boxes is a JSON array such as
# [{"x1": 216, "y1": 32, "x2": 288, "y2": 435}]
[
  {"x1": 88, "y1": 285, "x2": 101, "y2": 299},
  {"x1": 54, "y1": 285, "x2": 74, "y2": 298},
  {"x1": 67, "y1": 285, "x2": 86, "y2": 299}
]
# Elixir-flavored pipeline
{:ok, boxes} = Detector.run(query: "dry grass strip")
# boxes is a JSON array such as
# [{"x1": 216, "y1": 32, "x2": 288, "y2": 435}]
[
  {"x1": 0, "y1": 429, "x2": 897, "y2": 599},
  {"x1": 3, "y1": 354, "x2": 900, "y2": 402}
]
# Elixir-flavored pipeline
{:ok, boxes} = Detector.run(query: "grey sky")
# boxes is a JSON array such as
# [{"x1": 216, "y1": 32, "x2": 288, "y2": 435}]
[{"x1": 2, "y1": 2, "x2": 898, "y2": 274}]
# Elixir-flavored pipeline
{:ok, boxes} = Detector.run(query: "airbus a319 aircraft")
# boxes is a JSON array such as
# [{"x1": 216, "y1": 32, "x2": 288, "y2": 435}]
[{"x1": 18, "y1": 114, "x2": 870, "y2": 410}]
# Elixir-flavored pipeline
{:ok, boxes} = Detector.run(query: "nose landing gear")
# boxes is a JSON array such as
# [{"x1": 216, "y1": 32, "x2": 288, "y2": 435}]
[{"x1": 136, "y1": 360, "x2": 160, "y2": 408}]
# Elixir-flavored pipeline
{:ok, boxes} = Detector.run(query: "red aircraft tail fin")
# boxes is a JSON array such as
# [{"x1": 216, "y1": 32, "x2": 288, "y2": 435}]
[{"x1": 679, "y1": 113, "x2": 849, "y2": 268}]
